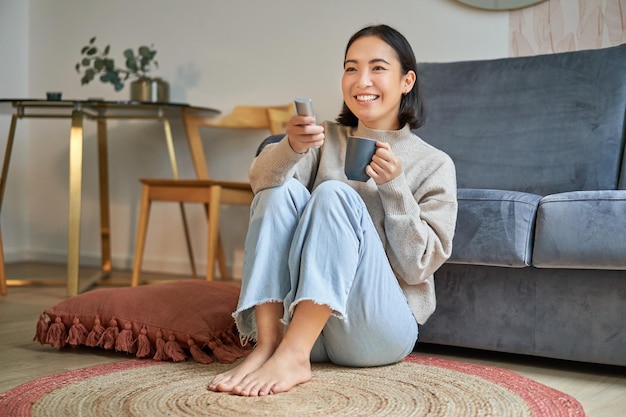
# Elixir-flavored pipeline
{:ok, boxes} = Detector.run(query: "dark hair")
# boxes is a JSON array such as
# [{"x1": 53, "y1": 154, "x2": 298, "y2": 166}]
[{"x1": 336, "y1": 24, "x2": 426, "y2": 129}]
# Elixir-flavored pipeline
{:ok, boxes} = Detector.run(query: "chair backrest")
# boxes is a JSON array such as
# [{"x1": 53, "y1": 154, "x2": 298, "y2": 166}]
[
  {"x1": 182, "y1": 103, "x2": 295, "y2": 180},
  {"x1": 197, "y1": 103, "x2": 294, "y2": 130},
  {"x1": 267, "y1": 107, "x2": 294, "y2": 135}
]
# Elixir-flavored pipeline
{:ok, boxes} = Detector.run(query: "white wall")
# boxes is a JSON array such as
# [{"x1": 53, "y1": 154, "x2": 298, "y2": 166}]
[
  {"x1": 0, "y1": 0, "x2": 510, "y2": 277},
  {"x1": 0, "y1": 0, "x2": 29, "y2": 257}
]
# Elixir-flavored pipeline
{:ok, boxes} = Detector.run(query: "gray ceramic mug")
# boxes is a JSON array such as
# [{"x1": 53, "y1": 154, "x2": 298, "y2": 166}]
[{"x1": 345, "y1": 136, "x2": 377, "y2": 182}]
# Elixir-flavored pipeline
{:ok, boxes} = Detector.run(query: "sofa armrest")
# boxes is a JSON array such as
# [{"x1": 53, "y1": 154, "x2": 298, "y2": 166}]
[
  {"x1": 533, "y1": 190, "x2": 626, "y2": 269},
  {"x1": 449, "y1": 189, "x2": 541, "y2": 267}
]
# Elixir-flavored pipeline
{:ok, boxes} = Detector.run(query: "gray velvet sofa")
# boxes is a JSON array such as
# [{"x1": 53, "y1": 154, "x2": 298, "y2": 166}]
[{"x1": 414, "y1": 44, "x2": 626, "y2": 366}]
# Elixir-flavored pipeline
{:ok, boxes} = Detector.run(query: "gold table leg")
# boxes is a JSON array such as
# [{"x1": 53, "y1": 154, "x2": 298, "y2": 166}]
[
  {"x1": 67, "y1": 110, "x2": 84, "y2": 297},
  {"x1": 0, "y1": 115, "x2": 17, "y2": 296},
  {"x1": 0, "y1": 114, "x2": 18, "y2": 213},
  {"x1": 1, "y1": 113, "x2": 93, "y2": 294},
  {"x1": 162, "y1": 118, "x2": 197, "y2": 278},
  {"x1": 97, "y1": 118, "x2": 112, "y2": 274}
]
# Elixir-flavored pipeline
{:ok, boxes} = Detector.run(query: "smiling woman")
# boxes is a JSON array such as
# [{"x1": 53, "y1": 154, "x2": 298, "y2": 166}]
[
  {"x1": 457, "y1": 0, "x2": 547, "y2": 10},
  {"x1": 207, "y1": 24, "x2": 458, "y2": 397}
]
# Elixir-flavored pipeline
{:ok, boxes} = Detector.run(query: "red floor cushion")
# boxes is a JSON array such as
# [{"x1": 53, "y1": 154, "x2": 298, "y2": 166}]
[{"x1": 34, "y1": 280, "x2": 249, "y2": 364}]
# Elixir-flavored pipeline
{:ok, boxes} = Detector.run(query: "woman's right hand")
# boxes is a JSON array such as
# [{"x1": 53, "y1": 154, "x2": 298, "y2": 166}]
[{"x1": 285, "y1": 115, "x2": 325, "y2": 154}]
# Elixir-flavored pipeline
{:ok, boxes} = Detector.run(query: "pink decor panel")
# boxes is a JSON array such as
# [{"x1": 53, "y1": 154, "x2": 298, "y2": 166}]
[{"x1": 510, "y1": 0, "x2": 626, "y2": 56}]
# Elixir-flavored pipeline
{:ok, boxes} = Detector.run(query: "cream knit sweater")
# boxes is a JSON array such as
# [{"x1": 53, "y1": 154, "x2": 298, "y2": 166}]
[{"x1": 249, "y1": 121, "x2": 458, "y2": 324}]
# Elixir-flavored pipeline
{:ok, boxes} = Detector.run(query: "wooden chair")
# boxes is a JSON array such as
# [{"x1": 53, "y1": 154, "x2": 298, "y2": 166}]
[{"x1": 131, "y1": 104, "x2": 294, "y2": 286}]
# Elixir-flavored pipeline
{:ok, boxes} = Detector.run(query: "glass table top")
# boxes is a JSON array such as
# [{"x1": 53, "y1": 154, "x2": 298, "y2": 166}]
[{"x1": 0, "y1": 99, "x2": 220, "y2": 119}]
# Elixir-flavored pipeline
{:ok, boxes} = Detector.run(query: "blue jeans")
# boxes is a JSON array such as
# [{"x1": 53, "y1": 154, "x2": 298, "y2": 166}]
[{"x1": 233, "y1": 179, "x2": 418, "y2": 367}]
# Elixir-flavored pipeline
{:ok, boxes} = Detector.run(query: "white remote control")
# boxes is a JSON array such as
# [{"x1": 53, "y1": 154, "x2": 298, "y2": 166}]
[{"x1": 294, "y1": 97, "x2": 314, "y2": 116}]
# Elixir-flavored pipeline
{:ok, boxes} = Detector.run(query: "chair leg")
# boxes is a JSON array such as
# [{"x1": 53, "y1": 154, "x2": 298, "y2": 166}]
[
  {"x1": 0, "y1": 224, "x2": 6, "y2": 296},
  {"x1": 206, "y1": 186, "x2": 222, "y2": 281},
  {"x1": 131, "y1": 184, "x2": 152, "y2": 287},
  {"x1": 216, "y1": 231, "x2": 229, "y2": 280},
  {"x1": 179, "y1": 202, "x2": 198, "y2": 278},
  {"x1": 203, "y1": 200, "x2": 229, "y2": 280}
]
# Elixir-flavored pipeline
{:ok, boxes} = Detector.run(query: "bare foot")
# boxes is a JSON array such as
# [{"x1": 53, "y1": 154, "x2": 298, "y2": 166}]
[
  {"x1": 231, "y1": 345, "x2": 312, "y2": 396},
  {"x1": 208, "y1": 344, "x2": 275, "y2": 392}
]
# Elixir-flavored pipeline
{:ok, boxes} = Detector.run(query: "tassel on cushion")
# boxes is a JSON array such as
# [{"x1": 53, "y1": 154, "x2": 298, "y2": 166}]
[
  {"x1": 116, "y1": 322, "x2": 136, "y2": 354},
  {"x1": 188, "y1": 337, "x2": 214, "y2": 364},
  {"x1": 215, "y1": 330, "x2": 245, "y2": 357},
  {"x1": 46, "y1": 317, "x2": 67, "y2": 349},
  {"x1": 85, "y1": 315, "x2": 105, "y2": 347},
  {"x1": 220, "y1": 330, "x2": 249, "y2": 356},
  {"x1": 222, "y1": 330, "x2": 249, "y2": 351},
  {"x1": 136, "y1": 327, "x2": 152, "y2": 359},
  {"x1": 98, "y1": 318, "x2": 119, "y2": 350},
  {"x1": 164, "y1": 333, "x2": 187, "y2": 362},
  {"x1": 222, "y1": 329, "x2": 241, "y2": 347},
  {"x1": 153, "y1": 330, "x2": 167, "y2": 361},
  {"x1": 208, "y1": 338, "x2": 239, "y2": 364},
  {"x1": 33, "y1": 313, "x2": 49, "y2": 344},
  {"x1": 66, "y1": 316, "x2": 89, "y2": 347}
]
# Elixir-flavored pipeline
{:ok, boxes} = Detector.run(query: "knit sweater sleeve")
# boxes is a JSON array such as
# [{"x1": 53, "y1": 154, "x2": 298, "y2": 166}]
[
  {"x1": 248, "y1": 135, "x2": 319, "y2": 193},
  {"x1": 377, "y1": 149, "x2": 457, "y2": 286}
]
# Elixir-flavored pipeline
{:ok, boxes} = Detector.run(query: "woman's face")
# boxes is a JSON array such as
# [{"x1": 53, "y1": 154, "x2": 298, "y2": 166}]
[{"x1": 342, "y1": 35, "x2": 415, "y2": 131}]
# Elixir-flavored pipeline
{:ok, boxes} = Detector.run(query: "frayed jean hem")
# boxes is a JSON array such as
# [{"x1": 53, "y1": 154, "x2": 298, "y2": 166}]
[
  {"x1": 232, "y1": 298, "x2": 345, "y2": 345},
  {"x1": 232, "y1": 298, "x2": 284, "y2": 345},
  {"x1": 282, "y1": 298, "x2": 345, "y2": 328}
]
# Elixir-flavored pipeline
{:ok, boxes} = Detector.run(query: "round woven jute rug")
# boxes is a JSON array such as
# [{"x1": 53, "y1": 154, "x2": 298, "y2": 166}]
[{"x1": 0, "y1": 354, "x2": 585, "y2": 417}]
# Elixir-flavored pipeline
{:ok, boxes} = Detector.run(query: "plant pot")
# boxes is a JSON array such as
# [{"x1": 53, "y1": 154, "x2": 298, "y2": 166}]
[{"x1": 130, "y1": 77, "x2": 170, "y2": 102}]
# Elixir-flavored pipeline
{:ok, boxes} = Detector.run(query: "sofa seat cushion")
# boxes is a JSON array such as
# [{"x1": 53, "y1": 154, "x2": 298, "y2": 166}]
[
  {"x1": 449, "y1": 189, "x2": 541, "y2": 267},
  {"x1": 533, "y1": 191, "x2": 626, "y2": 269}
]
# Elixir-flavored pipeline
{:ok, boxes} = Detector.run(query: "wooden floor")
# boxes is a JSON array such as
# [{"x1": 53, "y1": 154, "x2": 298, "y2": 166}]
[{"x1": 1, "y1": 262, "x2": 625, "y2": 416}]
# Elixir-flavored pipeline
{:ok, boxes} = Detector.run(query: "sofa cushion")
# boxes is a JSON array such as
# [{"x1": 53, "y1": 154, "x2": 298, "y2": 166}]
[
  {"x1": 448, "y1": 189, "x2": 541, "y2": 267},
  {"x1": 533, "y1": 191, "x2": 626, "y2": 269},
  {"x1": 415, "y1": 44, "x2": 626, "y2": 195}
]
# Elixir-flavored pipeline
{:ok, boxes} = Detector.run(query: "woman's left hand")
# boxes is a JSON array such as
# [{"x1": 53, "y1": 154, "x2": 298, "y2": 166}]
[{"x1": 366, "y1": 142, "x2": 403, "y2": 185}]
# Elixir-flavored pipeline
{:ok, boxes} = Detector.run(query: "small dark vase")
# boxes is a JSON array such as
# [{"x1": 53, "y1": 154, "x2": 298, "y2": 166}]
[{"x1": 130, "y1": 77, "x2": 169, "y2": 102}]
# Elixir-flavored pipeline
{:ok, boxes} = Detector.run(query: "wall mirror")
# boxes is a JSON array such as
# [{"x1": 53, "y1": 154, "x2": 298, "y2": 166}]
[{"x1": 457, "y1": 0, "x2": 547, "y2": 10}]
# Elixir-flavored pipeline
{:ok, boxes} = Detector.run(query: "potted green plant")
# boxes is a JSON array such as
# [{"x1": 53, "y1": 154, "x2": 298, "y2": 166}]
[{"x1": 75, "y1": 37, "x2": 169, "y2": 102}]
